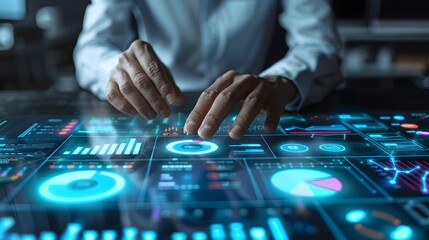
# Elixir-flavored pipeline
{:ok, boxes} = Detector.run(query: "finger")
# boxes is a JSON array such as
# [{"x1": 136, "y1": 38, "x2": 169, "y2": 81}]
[
  {"x1": 198, "y1": 75, "x2": 260, "y2": 139},
  {"x1": 121, "y1": 54, "x2": 171, "y2": 118},
  {"x1": 163, "y1": 65, "x2": 187, "y2": 106},
  {"x1": 263, "y1": 103, "x2": 284, "y2": 133},
  {"x1": 229, "y1": 88, "x2": 265, "y2": 139},
  {"x1": 131, "y1": 40, "x2": 176, "y2": 104},
  {"x1": 113, "y1": 69, "x2": 158, "y2": 119},
  {"x1": 106, "y1": 81, "x2": 138, "y2": 116},
  {"x1": 184, "y1": 70, "x2": 238, "y2": 134}
]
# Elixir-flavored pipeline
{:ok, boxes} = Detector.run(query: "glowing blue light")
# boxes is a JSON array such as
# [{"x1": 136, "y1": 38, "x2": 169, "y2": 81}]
[
  {"x1": 393, "y1": 116, "x2": 405, "y2": 121},
  {"x1": 166, "y1": 140, "x2": 218, "y2": 155},
  {"x1": 319, "y1": 144, "x2": 346, "y2": 153},
  {"x1": 390, "y1": 225, "x2": 413, "y2": 240},
  {"x1": 101, "y1": 230, "x2": 117, "y2": 240},
  {"x1": 39, "y1": 171, "x2": 125, "y2": 204},
  {"x1": 142, "y1": 231, "x2": 157, "y2": 240},
  {"x1": 280, "y1": 143, "x2": 309, "y2": 153},
  {"x1": 172, "y1": 232, "x2": 187, "y2": 240},
  {"x1": 192, "y1": 232, "x2": 207, "y2": 240},
  {"x1": 345, "y1": 210, "x2": 366, "y2": 223},
  {"x1": 40, "y1": 232, "x2": 56, "y2": 240},
  {"x1": 250, "y1": 227, "x2": 267, "y2": 240}
]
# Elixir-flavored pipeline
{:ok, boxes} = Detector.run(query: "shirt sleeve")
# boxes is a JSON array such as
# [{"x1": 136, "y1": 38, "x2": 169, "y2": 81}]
[
  {"x1": 260, "y1": 0, "x2": 344, "y2": 110},
  {"x1": 73, "y1": 0, "x2": 135, "y2": 100}
]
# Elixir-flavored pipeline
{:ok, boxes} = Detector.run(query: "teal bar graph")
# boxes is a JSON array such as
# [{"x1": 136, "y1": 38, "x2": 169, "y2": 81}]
[{"x1": 63, "y1": 138, "x2": 143, "y2": 156}]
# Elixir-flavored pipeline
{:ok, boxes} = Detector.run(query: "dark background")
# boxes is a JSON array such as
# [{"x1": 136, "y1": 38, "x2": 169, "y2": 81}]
[{"x1": 1, "y1": 0, "x2": 429, "y2": 93}]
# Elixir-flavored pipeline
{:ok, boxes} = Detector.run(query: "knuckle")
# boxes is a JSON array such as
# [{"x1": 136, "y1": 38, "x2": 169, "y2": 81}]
[
  {"x1": 131, "y1": 40, "x2": 146, "y2": 50},
  {"x1": 152, "y1": 100, "x2": 165, "y2": 111},
  {"x1": 235, "y1": 115, "x2": 251, "y2": 126},
  {"x1": 200, "y1": 89, "x2": 218, "y2": 100},
  {"x1": 133, "y1": 74, "x2": 151, "y2": 90},
  {"x1": 206, "y1": 113, "x2": 222, "y2": 123},
  {"x1": 219, "y1": 90, "x2": 234, "y2": 101},
  {"x1": 190, "y1": 108, "x2": 205, "y2": 120},
  {"x1": 158, "y1": 82, "x2": 171, "y2": 94},
  {"x1": 146, "y1": 62, "x2": 162, "y2": 79},
  {"x1": 226, "y1": 69, "x2": 239, "y2": 76},
  {"x1": 117, "y1": 52, "x2": 130, "y2": 65},
  {"x1": 106, "y1": 90, "x2": 117, "y2": 102},
  {"x1": 119, "y1": 82, "x2": 134, "y2": 95}
]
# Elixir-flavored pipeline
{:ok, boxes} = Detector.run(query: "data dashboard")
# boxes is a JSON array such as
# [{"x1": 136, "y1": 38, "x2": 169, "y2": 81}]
[{"x1": 1, "y1": 112, "x2": 429, "y2": 239}]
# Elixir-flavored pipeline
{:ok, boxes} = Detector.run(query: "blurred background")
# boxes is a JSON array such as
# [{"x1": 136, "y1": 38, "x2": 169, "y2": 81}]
[{"x1": 0, "y1": 0, "x2": 428, "y2": 92}]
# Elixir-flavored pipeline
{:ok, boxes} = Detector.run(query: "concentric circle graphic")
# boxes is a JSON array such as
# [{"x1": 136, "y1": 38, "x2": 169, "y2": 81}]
[
  {"x1": 166, "y1": 140, "x2": 218, "y2": 155},
  {"x1": 319, "y1": 143, "x2": 346, "y2": 153},
  {"x1": 280, "y1": 143, "x2": 309, "y2": 153},
  {"x1": 39, "y1": 170, "x2": 125, "y2": 204}
]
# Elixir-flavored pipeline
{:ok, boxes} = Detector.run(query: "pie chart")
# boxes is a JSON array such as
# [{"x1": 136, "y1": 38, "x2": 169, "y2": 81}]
[
  {"x1": 166, "y1": 139, "x2": 218, "y2": 155},
  {"x1": 271, "y1": 169, "x2": 343, "y2": 197},
  {"x1": 39, "y1": 170, "x2": 125, "y2": 204}
]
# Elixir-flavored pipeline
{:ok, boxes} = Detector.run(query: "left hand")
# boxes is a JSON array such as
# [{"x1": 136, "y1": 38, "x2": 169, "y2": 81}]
[{"x1": 184, "y1": 70, "x2": 297, "y2": 139}]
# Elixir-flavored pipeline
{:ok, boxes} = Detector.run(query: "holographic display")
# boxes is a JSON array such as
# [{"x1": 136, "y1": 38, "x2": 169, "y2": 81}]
[{"x1": 2, "y1": 112, "x2": 429, "y2": 239}]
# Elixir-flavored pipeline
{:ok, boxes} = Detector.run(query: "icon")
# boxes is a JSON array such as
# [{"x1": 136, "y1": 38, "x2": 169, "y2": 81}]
[
  {"x1": 416, "y1": 131, "x2": 429, "y2": 136},
  {"x1": 165, "y1": 140, "x2": 218, "y2": 155},
  {"x1": 400, "y1": 123, "x2": 419, "y2": 129},
  {"x1": 345, "y1": 209, "x2": 413, "y2": 240},
  {"x1": 319, "y1": 144, "x2": 346, "y2": 153},
  {"x1": 39, "y1": 170, "x2": 125, "y2": 204},
  {"x1": 271, "y1": 169, "x2": 343, "y2": 197},
  {"x1": 280, "y1": 143, "x2": 309, "y2": 153}
]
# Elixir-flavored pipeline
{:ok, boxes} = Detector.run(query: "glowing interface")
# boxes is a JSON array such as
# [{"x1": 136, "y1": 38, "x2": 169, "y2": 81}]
[{"x1": 1, "y1": 112, "x2": 429, "y2": 239}]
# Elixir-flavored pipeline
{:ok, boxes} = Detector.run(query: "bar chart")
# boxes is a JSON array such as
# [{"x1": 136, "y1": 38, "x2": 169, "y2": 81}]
[{"x1": 58, "y1": 137, "x2": 146, "y2": 157}]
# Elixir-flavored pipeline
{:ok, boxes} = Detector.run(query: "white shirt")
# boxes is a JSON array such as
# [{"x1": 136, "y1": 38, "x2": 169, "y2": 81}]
[{"x1": 74, "y1": 0, "x2": 343, "y2": 110}]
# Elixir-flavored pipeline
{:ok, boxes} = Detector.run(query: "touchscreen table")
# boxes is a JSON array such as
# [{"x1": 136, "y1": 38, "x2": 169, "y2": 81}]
[{"x1": 1, "y1": 112, "x2": 429, "y2": 239}]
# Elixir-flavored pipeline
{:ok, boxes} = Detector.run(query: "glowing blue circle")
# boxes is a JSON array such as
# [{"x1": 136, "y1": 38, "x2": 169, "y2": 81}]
[
  {"x1": 280, "y1": 143, "x2": 309, "y2": 153},
  {"x1": 39, "y1": 170, "x2": 125, "y2": 204},
  {"x1": 391, "y1": 225, "x2": 413, "y2": 240},
  {"x1": 166, "y1": 139, "x2": 218, "y2": 155},
  {"x1": 345, "y1": 210, "x2": 366, "y2": 223},
  {"x1": 319, "y1": 144, "x2": 346, "y2": 153},
  {"x1": 393, "y1": 116, "x2": 405, "y2": 121}
]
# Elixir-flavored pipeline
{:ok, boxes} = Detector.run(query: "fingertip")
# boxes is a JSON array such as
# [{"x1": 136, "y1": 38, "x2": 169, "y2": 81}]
[
  {"x1": 184, "y1": 120, "x2": 198, "y2": 134},
  {"x1": 198, "y1": 125, "x2": 214, "y2": 139},
  {"x1": 229, "y1": 125, "x2": 243, "y2": 140}
]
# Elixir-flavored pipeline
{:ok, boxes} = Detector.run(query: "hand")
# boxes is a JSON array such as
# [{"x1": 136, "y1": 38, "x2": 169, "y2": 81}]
[
  {"x1": 184, "y1": 70, "x2": 297, "y2": 139},
  {"x1": 106, "y1": 40, "x2": 186, "y2": 118}
]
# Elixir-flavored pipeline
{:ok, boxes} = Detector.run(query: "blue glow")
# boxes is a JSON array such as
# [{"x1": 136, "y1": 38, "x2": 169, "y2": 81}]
[
  {"x1": 250, "y1": 227, "x2": 267, "y2": 240},
  {"x1": 83, "y1": 230, "x2": 98, "y2": 240},
  {"x1": 21, "y1": 234, "x2": 36, "y2": 240},
  {"x1": 142, "y1": 231, "x2": 157, "y2": 240},
  {"x1": 40, "y1": 232, "x2": 57, "y2": 240},
  {"x1": 39, "y1": 171, "x2": 125, "y2": 204},
  {"x1": 192, "y1": 232, "x2": 207, "y2": 240},
  {"x1": 422, "y1": 171, "x2": 429, "y2": 193},
  {"x1": 166, "y1": 140, "x2": 218, "y2": 155},
  {"x1": 390, "y1": 225, "x2": 413, "y2": 240},
  {"x1": 210, "y1": 224, "x2": 226, "y2": 240},
  {"x1": 230, "y1": 223, "x2": 245, "y2": 240},
  {"x1": 280, "y1": 143, "x2": 309, "y2": 153},
  {"x1": 345, "y1": 210, "x2": 366, "y2": 223},
  {"x1": 268, "y1": 218, "x2": 289, "y2": 240},
  {"x1": 123, "y1": 227, "x2": 138, "y2": 240},
  {"x1": 0, "y1": 217, "x2": 15, "y2": 237},
  {"x1": 172, "y1": 232, "x2": 187, "y2": 240},
  {"x1": 101, "y1": 230, "x2": 117, "y2": 240},
  {"x1": 319, "y1": 144, "x2": 346, "y2": 153},
  {"x1": 393, "y1": 116, "x2": 405, "y2": 121}
]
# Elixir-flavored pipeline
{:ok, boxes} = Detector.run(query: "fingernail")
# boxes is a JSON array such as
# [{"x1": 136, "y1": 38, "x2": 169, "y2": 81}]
[
  {"x1": 184, "y1": 120, "x2": 198, "y2": 133},
  {"x1": 199, "y1": 124, "x2": 213, "y2": 138},
  {"x1": 230, "y1": 125, "x2": 243, "y2": 139},
  {"x1": 160, "y1": 108, "x2": 171, "y2": 118},
  {"x1": 166, "y1": 93, "x2": 175, "y2": 104},
  {"x1": 147, "y1": 111, "x2": 156, "y2": 119}
]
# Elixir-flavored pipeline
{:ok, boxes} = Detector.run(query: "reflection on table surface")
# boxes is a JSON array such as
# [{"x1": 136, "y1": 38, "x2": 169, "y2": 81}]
[{"x1": 1, "y1": 111, "x2": 429, "y2": 239}]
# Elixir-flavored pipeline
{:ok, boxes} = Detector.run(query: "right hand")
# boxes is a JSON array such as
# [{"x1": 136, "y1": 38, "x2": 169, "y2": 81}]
[{"x1": 106, "y1": 40, "x2": 186, "y2": 119}]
